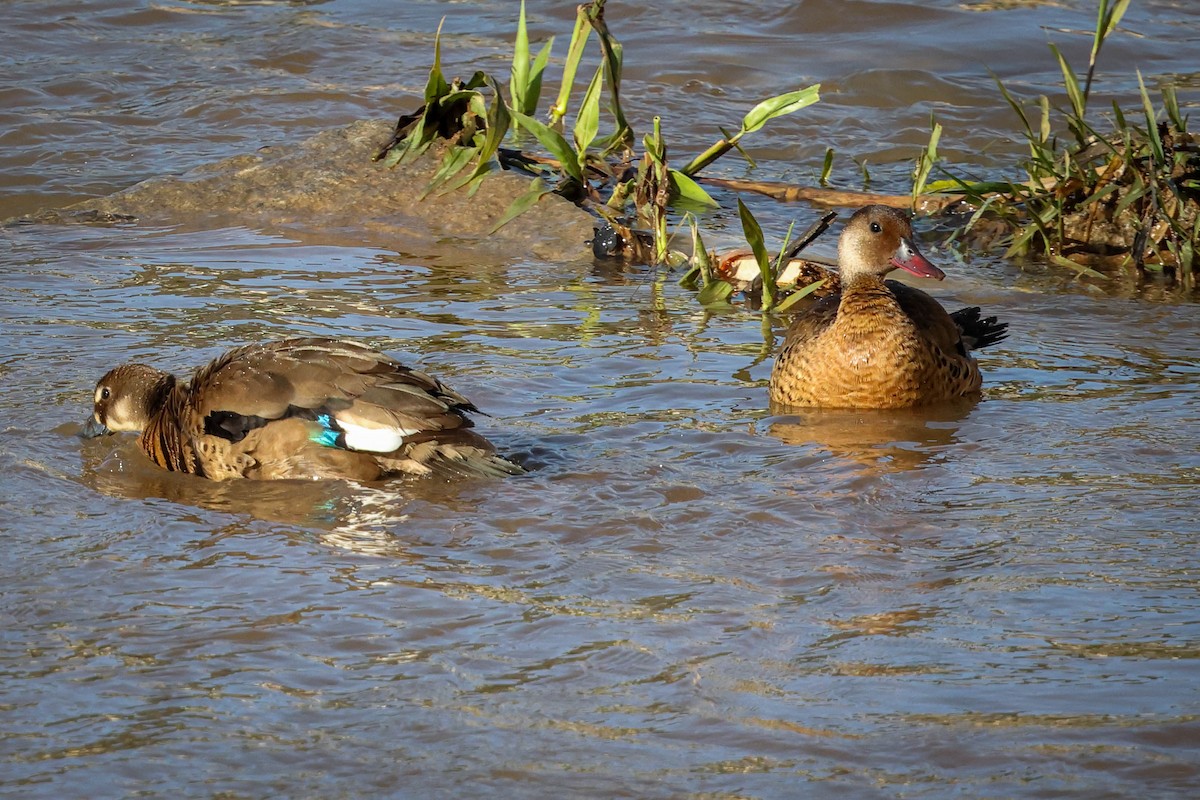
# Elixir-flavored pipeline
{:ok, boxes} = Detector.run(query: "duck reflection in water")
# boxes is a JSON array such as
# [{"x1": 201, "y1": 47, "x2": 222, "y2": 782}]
[
  {"x1": 78, "y1": 430, "x2": 485, "y2": 556},
  {"x1": 767, "y1": 402, "x2": 977, "y2": 473},
  {"x1": 764, "y1": 205, "x2": 1006, "y2": 472}
]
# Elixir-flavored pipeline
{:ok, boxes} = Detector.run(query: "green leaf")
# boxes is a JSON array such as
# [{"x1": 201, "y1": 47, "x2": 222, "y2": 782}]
[
  {"x1": 697, "y1": 280, "x2": 735, "y2": 306},
  {"x1": 1092, "y1": 0, "x2": 1130, "y2": 66},
  {"x1": 425, "y1": 18, "x2": 451, "y2": 103},
  {"x1": 527, "y1": 38, "x2": 554, "y2": 115},
  {"x1": 1050, "y1": 254, "x2": 1106, "y2": 280},
  {"x1": 912, "y1": 117, "x2": 942, "y2": 202},
  {"x1": 992, "y1": 71, "x2": 1035, "y2": 144},
  {"x1": 1162, "y1": 84, "x2": 1185, "y2": 133},
  {"x1": 1137, "y1": 70, "x2": 1165, "y2": 166},
  {"x1": 423, "y1": 145, "x2": 478, "y2": 197},
  {"x1": 1049, "y1": 43, "x2": 1086, "y2": 123},
  {"x1": 741, "y1": 85, "x2": 821, "y2": 134},
  {"x1": 509, "y1": 0, "x2": 531, "y2": 113},
  {"x1": 686, "y1": 212, "x2": 714, "y2": 286},
  {"x1": 774, "y1": 278, "x2": 827, "y2": 312},
  {"x1": 820, "y1": 147, "x2": 834, "y2": 185},
  {"x1": 667, "y1": 169, "x2": 718, "y2": 206},
  {"x1": 573, "y1": 65, "x2": 604, "y2": 157},
  {"x1": 549, "y1": 7, "x2": 591, "y2": 125},
  {"x1": 737, "y1": 198, "x2": 774, "y2": 309},
  {"x1": 490, "y1": 178, "x2": 553, "y2": 233},
  {"x1": 445, "y1": 78, "x2": 513, "y2": 196},
  {"x1": 511, "y1": 110, "x2": 584, "y2": 183}
]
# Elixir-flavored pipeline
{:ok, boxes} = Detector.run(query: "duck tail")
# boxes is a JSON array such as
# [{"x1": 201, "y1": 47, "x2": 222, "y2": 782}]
[
  {"x1": 401, "y1": 440, "x2": 528, "y2": 480},
  {"x1": 951, "y1": 306, "x2": 1009, "y2": 351}
]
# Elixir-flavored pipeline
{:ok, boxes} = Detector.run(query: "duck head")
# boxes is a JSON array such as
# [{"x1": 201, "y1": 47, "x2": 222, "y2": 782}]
[
  {"x1": 837, "y1": 205, "x2": 945, "y2": 283},
  {"x1": 81, "y1": 364, "x2": 175, "y2": 438}
]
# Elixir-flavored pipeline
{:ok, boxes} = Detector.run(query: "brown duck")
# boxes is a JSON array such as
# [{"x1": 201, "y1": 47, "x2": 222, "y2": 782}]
[
  {"x1": 82, "y1": 337, "x2": 524, "y2": 481},
  {"x1": 769, "y1": 205, "x2": 1007, "y2": 409}
]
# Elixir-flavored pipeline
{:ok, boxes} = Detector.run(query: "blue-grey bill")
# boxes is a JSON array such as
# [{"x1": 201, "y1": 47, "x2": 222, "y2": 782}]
[{"x1": 80, "y1": 417, "x2": 112, "y2": 439}]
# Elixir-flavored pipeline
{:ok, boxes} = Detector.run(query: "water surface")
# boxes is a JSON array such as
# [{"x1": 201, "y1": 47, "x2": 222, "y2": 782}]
[{"x1": 3, "y1": 1, "x2": 1199, "y2": 797}]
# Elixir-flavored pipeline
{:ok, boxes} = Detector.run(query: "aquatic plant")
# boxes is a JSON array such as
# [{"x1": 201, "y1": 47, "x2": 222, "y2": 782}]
[
  {"x1": 373, "y1": 0, "x2": 820, "y2": 286},
  {"x1": 920, "y1": 0, "x2": 1199, "y2": 287}
]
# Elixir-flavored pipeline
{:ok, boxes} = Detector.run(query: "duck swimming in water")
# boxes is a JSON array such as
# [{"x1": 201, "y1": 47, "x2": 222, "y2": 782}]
[
  {"x1": 83, "y1": 337, "x2": 524, "y2": 481},
  {"x1": 768, "y1": 205, "x2": 1007, "y2": 409}
]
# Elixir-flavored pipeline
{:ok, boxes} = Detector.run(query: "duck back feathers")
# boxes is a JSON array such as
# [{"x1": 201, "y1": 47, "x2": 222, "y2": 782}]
[{"x1": 87, "y1": 338, "x2": 523, "y2": 482}]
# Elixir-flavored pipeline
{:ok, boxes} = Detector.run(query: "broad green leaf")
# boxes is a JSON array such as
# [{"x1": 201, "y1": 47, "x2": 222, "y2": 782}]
[
  {"x1": 912, "y1": 118, "x2": 942, "y2": 200},
  {"x1": 423, "y1": 145, "x2": 478, "y2": 197},
  {"x1": 452, "y1": 75, "x2": 515, "y2": 195},
  {"x1": 1163, "y1": 84, "x2": 1185, "y2": 133},
  {"x1": 697, "y1": 280, "x2": 735, "y2": 306},
  {"x1": 740, "y1": 85, "x2": 820, "y2": 134},
  {"x1": 509, "y1": 0, "x2": 531, "y2": 114},
  {"x1": 1092, "y1": 0, "x2": 1131, "y2": 66},
  {"x1": 1038, "y1": 95, "x2": 1051, "y2": 147},
  {"x1": 1051, "y1": 254, "x2": 1105, "y2": 280},
  {"x1": 511, "y1": 110, "x2": 584, "y2": 182},
  {"x1": 443, "y1": 88, "x2": 484, "y2": 109},
  {"x1": 526, "y1": 38, "x2": 554, "y2": 115},
  {"x1": 667, "y1": 169, "x2": 718, "y2": 206},
  {"x1": 490, "y1": 178, "x2": 553, "y2": 233},
  {"x1": 549, "y1": 8, "x2": 591, "y2": 125},
  {"x1": 642, "y1": 116, "x2": 665, "y2": 165},
  {"x1": 573, "y1": 65, "x2": 604, "y2": 156},
  {"x1": 737, "y1": 198, "x2": 774, "y2": 309}
]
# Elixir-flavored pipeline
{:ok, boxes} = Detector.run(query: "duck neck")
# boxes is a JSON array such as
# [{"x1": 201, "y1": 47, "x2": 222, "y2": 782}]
[
  {"x1": 837, "y1": 271, "x2": 907, "y2": 319},
  {"x1": 138, "y1": 377, "x2": 198, "y2": 474}
]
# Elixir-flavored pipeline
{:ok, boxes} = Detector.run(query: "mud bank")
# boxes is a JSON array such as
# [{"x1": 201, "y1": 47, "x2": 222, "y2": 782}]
[{"x1": 12, "y1": 119, "x2": 597, "y2": 265}]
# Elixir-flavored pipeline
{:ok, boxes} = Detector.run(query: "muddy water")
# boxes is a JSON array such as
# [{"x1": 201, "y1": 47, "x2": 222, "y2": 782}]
[{"x1": 3, "y1": 1, "x2": 1200, "y2": 797}]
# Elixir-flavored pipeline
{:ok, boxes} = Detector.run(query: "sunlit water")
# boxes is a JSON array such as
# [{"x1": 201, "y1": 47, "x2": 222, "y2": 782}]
[{"x1": 3, "y1": 1, "x2": 1200, "y2": 798}]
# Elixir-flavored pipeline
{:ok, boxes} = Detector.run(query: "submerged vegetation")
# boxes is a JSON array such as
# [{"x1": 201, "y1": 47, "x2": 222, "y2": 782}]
[
  {"x1": 377, "y1": 0, "x2": 1198, "y2": 300},
  {"x1": 923, "y1": 0, "x2": 1198, "y2": 288}
]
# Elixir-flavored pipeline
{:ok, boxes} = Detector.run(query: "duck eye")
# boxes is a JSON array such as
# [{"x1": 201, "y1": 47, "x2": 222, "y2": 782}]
[
  {"x1": 870, "y1": 222, "x2": 882, "y2": 233},
  {"x1": 101, "y1": 387, "x2": 111, "y2": 401}
]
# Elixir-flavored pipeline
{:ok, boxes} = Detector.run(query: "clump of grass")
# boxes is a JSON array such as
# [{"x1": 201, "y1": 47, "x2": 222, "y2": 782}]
[
  {"x1": 920, "y1": 0, "x2": 1199, "y2": 286},
  {"x1": 374, "y1": 0, "x2": 821, "y2": 286}
]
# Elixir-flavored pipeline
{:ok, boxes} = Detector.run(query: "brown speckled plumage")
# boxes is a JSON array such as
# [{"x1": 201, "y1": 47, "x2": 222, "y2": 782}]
[
  {"x1": 768, "y1": 205, "x2": 1007, "y2": 409},
  {"x1": 85, "y1": 338, "x2": 524, "y2": 481}
]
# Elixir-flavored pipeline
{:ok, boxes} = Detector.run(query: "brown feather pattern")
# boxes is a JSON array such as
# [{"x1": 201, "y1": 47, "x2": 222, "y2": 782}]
[
  {"x1": 769, "y1": 205, "x2": 1008, "y2": 409},
  {"x1": 88, "y1": 338, "x2": 523, "y2": 481}
]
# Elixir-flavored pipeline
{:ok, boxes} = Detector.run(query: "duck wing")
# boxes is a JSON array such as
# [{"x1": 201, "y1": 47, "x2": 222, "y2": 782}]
[{"x1": 187, "y1": 338, "x2": 477, "y2": 453}]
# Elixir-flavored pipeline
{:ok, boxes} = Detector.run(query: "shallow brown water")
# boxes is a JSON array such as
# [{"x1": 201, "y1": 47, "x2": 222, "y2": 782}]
[{"x1": 3, "y1": 1, "x2": 1200, "y2": 798}]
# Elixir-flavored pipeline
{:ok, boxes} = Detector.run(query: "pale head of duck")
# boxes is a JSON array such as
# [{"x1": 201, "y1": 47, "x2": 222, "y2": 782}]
[
  {"x1": 837, "y1": 205, "x2": 945, "y2": 283},
  {"x1": 84, "y1": 363, "x2": 176, "y2": 436}
]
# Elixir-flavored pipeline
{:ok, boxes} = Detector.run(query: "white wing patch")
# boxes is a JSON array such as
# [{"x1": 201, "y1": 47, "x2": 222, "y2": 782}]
[{"x1": 339, "y1": 421, "x2": 420, "y2": 453}]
